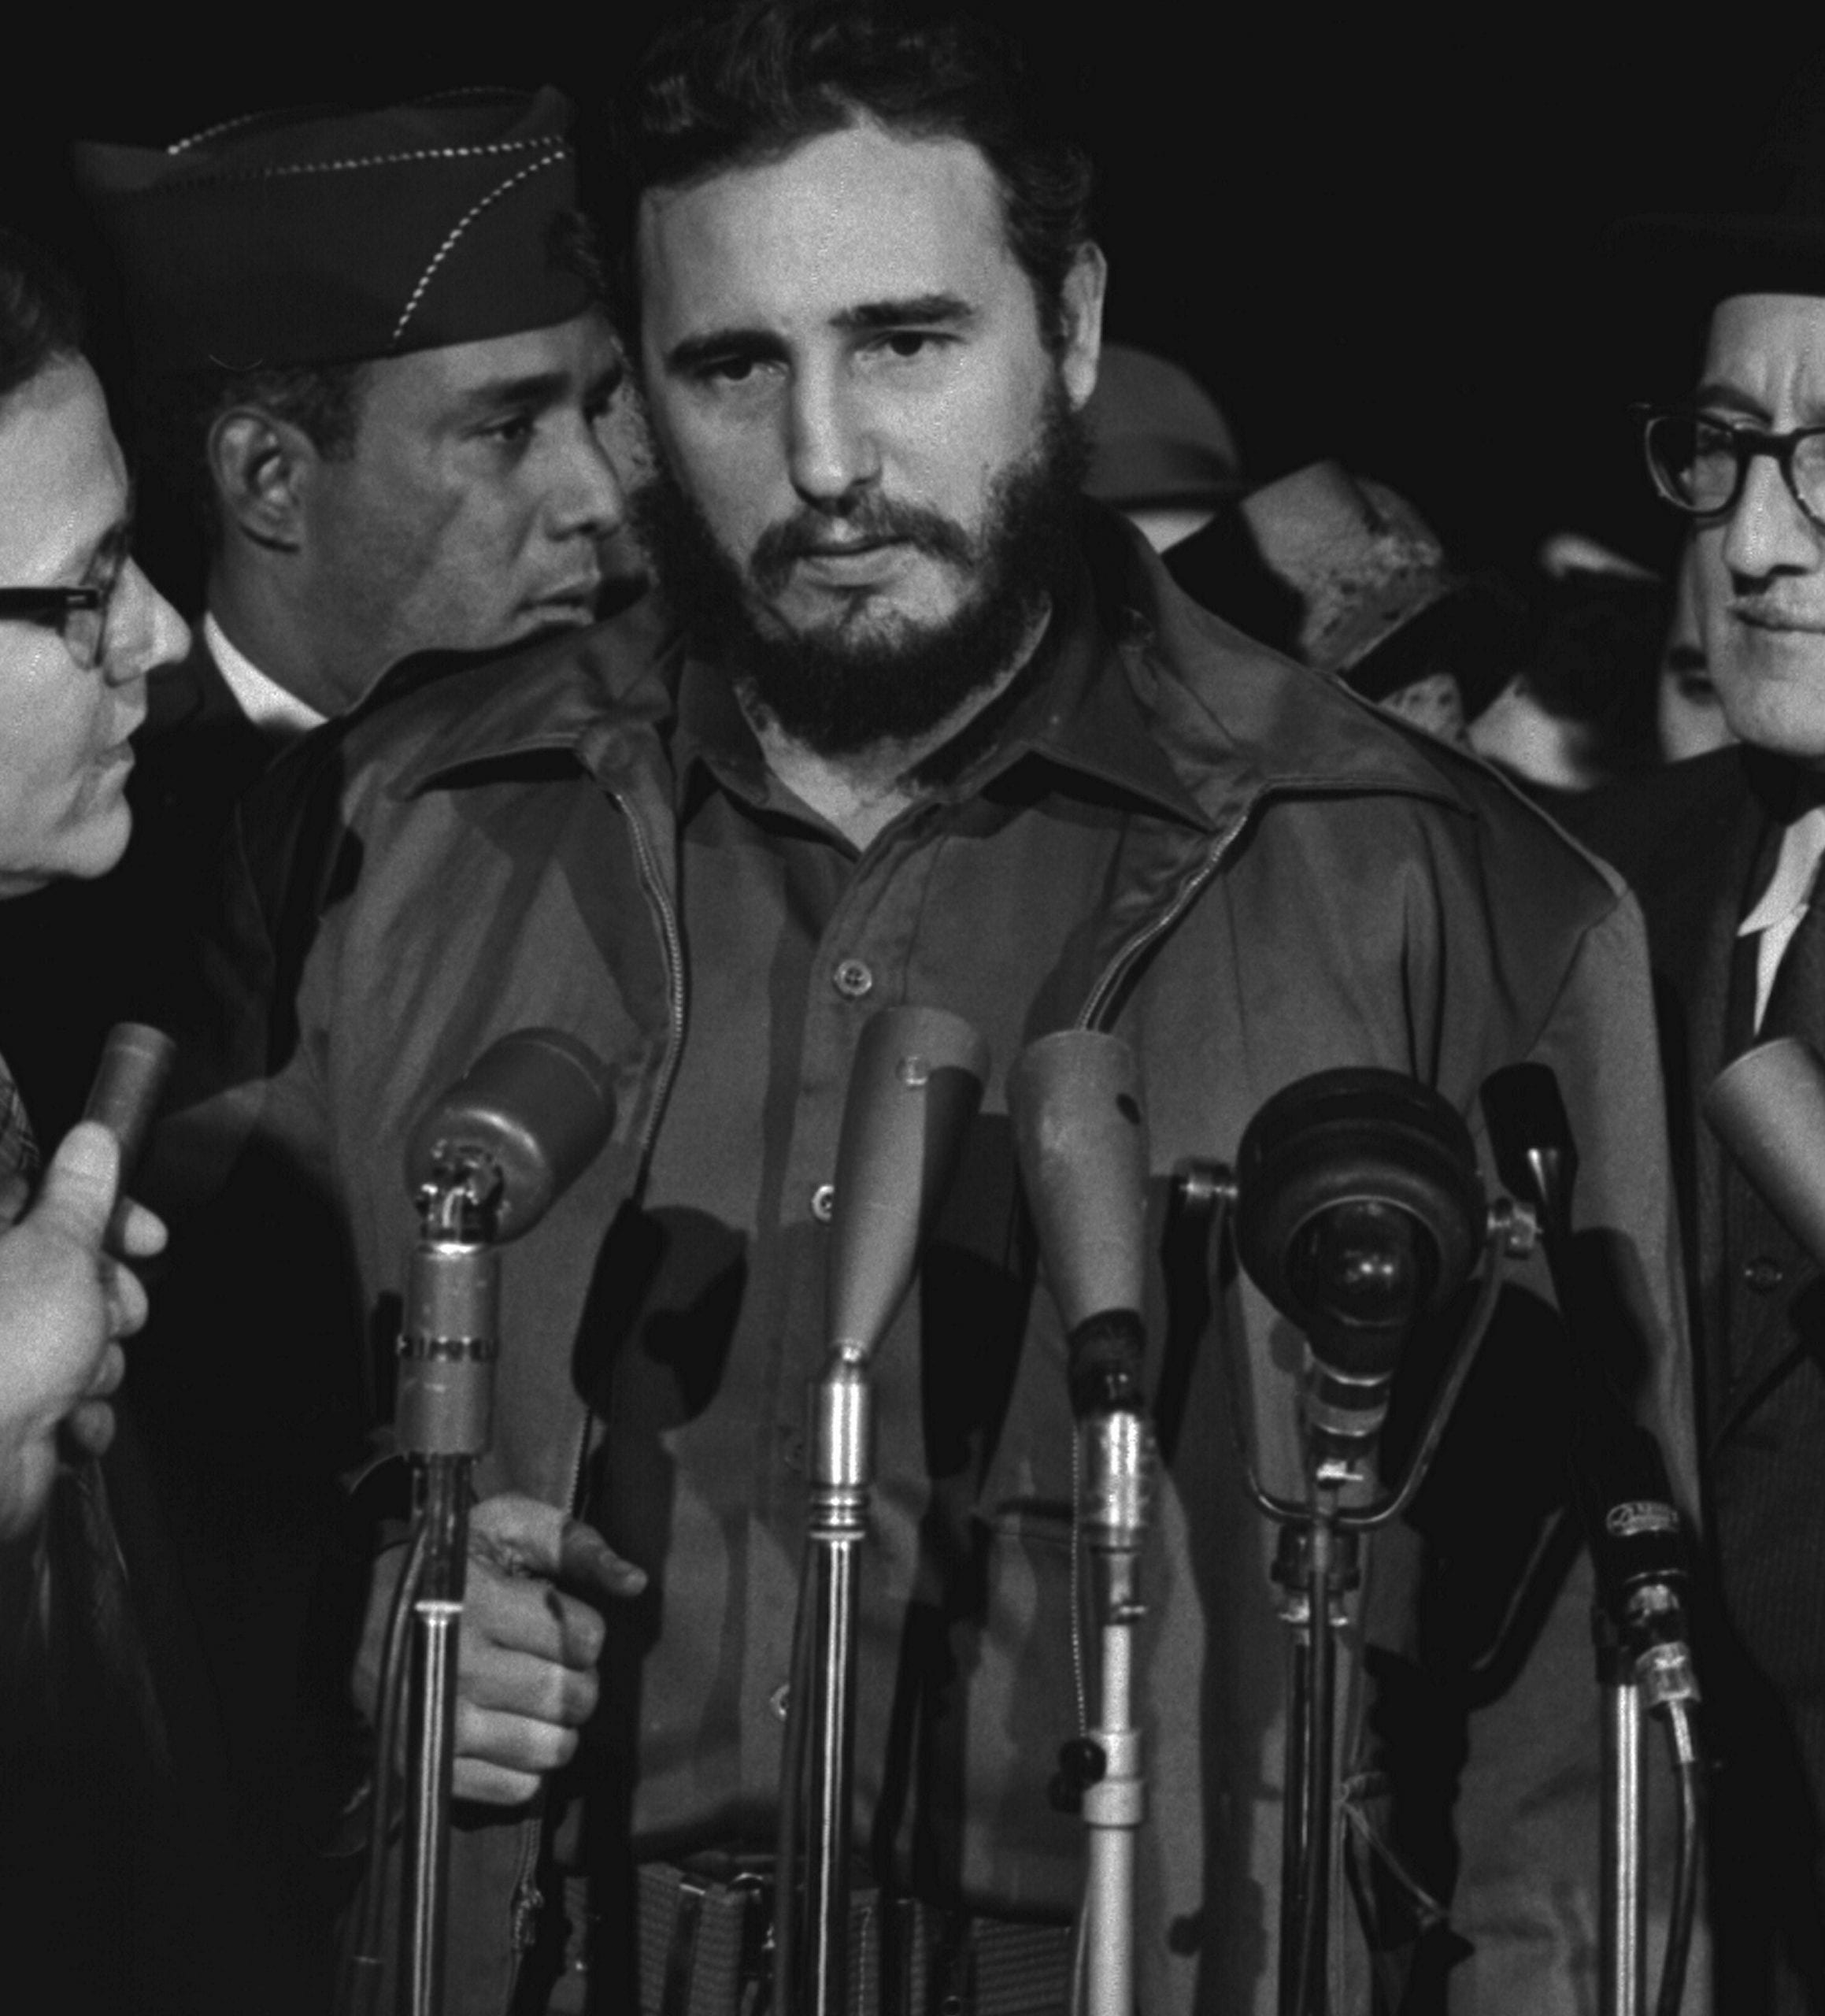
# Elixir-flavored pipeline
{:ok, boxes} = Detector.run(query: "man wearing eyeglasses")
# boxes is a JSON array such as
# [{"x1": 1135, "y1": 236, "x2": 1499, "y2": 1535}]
[
  {"x1": 0, "y1": 227, "x2": 284, "y2": 2014},
  {"x1": 0, "y1": 93, "x2": 636, "y2": 1149},
  {"x1": 1570, "y1": 157, "x2": 1825, "y2": 2011}
]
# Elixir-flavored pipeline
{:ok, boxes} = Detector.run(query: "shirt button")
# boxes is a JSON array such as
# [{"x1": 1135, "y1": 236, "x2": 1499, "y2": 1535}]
[
  {"x1": 832, "y1": 958, "x2": 874, "y2": 1000},
  {"x1": 768, "y1": 1683, "x2": 791, "y2": 1723},
  {"x1": 811, "y1": 1182, "x2": 836, "y2": 1222},
  {"x1": 1742, "y1": 1254, "x2": 1786, "y2": 1293}
]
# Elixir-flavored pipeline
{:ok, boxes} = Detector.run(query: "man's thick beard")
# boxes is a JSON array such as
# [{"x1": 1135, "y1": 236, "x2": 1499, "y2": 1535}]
[{"x1": 633, "y1": 383, "x2": 1090, "y2": 757}]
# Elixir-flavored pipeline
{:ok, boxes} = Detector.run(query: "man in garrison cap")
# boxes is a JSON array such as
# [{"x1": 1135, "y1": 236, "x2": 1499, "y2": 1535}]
[
  {"x1": 0, "y1": 89, "x2": 637, "y2": 1144},
  {"x1": 5, "y1": 97, "x2": 633, "y2": 1990},
  {"x1": 1567, "y1": 83, "x2": 1825, "y2": 2014},
  {"x1": 152, "y1": 8, "x2": 1700, "y2": 2011},
  {"x1": 76, "y1": 87, "x2": 629, "y2": 745}
]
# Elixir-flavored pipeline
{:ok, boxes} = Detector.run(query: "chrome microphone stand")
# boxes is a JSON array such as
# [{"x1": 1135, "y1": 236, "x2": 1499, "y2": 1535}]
[
  {"x1": 776, "y1": 1006, "x2": 989, "y2": 2016},
  {"x1": 1008, "y1": 1029, "x2": 1157, "y2": 2016},
  {"x1": 1072, "y1": 1329, "x2": 1155, "y2": 2016},
  {"x1": 1175, "y1": 1068, "x2": 1523, "y2": 2016},
  {"x1": 796, "y1": 1351, "x2": 872, "y2": 2016},
  {"x1": 341, "y1": 1028, "x2": 616, "y2": 2016},
  {"x1": 1484, "y1": 1061, "x2": 1704, "y2": 2016},
  {"x1": 396, "y1": 1152, "x2": 502, "y2": 2016}
]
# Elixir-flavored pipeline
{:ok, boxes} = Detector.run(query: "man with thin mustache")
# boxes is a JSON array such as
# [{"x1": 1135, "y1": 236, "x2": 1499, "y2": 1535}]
[
  {"x1": 1571, "y1": 119, "x2": 1825, "y2": 2013},
  {"x1": 161, "y1": 7, "x2": 1696, "y2": 2010}
]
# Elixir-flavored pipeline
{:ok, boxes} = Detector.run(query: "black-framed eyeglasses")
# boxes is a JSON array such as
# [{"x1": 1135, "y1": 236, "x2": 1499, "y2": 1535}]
[
  {"x1": 1637, "y1": 404, "x2": 1825, "y2": 532},
  {"x1": 0, "y1": 573, "x2": 122, "y2": 672}
]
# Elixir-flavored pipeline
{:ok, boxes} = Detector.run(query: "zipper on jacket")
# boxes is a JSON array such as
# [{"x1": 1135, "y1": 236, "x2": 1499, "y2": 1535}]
[
  {"x1": 1076, "y1": 792, "x2": 1264, "y2": 1032},
  {"x1": 502, "y1": 785, "x2": 687, "y2": 2015},
  {"x1": 565, "y1": 782, "x2": 689, "y2": 1525}
]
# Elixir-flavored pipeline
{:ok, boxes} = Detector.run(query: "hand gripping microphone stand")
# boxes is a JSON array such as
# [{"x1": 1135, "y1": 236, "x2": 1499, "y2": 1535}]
[
  {"x1": 1484, "y1": 1063, "x2": 1702, "y2": 2016},
  {"x1": 372, "y1": 1029, "x2": 616, "y2": 2016},
  {"x1": 1008, "y1": 1031, "x2": 1154, "y2": 2016},
  {"x1": 1175, "y1": 1069, "x2": 1524, "y2": 2016},
  {"x1": 775, "y1": 1006, "x2": 989, "y2": 2016}
]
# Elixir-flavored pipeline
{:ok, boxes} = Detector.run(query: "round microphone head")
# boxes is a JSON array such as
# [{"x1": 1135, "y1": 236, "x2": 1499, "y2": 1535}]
[
  {"x1": 405, "y1": 1028, "x2": 616, "y2": 1243},
  {"x1": 1235, "y1": 1068, "x2": 1484, "y2": 1374}
]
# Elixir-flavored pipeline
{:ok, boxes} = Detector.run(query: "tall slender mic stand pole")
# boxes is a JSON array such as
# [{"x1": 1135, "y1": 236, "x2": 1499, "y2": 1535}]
[
  {"x1": 396, "y1": 1169, "x2": 500, "y2": 2016},
  {"x1": 1075, "y1": 1338, "x2": 1154, "y2": 2016},
  {"x1": 1599, "y1": 1621, "x2": 1645, "y2": 2016},
  {"x1": 776, "y1": 1006, "x2": 989, "y2": 2016},
  {"x1": 1177, "y1": 1066, "x2": 1527, "y2": 2016},
  {"x1": 798, "y1": 1351, "x2": 872, "y2": 2016}
]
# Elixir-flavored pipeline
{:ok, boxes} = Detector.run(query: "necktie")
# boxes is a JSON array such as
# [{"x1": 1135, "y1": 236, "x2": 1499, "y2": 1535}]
[{"x1": 1760, "y1": 862, "x2": 1825, "y2": 1044}]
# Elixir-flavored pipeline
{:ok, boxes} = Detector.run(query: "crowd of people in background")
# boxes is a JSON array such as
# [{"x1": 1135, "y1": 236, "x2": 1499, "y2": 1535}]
[{"x1": 6, "y1": 6, "x2": 1825, "y2": 2014}]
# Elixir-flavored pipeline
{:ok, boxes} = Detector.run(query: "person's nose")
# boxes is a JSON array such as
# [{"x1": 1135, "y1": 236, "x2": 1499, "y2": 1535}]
[
  {"x1": 106, "y1": 560, "x2": 190, "y2": 688},
  {"x1": 1722, "y1": 448, "x2": 1823, "y2": 583},
  {"x1": 784, "y1": 361, "x2": 879, "y2": 507},
  {"x1": 546, "y1": 417, "x2": 627, "y2": 543}
]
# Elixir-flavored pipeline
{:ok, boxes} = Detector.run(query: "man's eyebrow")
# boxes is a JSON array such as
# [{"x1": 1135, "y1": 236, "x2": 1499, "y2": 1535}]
[
  {"x1": 663, "y1": 326, "x2": 789, "y2": 375},
  {"x1": 63, "y1": 481, "x2": 135, "y2": 586},
  {"x1": 662, "y1": 295, "x2": 978, "y2": 376},
  {"x1": 832, "y1": 292, "x2": 975, "y2": 333},
  {"x1": 1695, "y1": 381, "x2": 1773, "y2": 421},
  {"x1": 452, "y1": 370, "x2": 574, "y2": 418}
]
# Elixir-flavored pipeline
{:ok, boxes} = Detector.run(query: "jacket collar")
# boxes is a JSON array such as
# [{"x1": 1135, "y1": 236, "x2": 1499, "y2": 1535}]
[{"x1": 391, "y1": 508, "x2": 1471, "y2": 827}]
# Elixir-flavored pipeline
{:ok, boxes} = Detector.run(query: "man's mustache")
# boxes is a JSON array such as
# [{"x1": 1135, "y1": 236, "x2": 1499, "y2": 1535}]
[{"x1": 750, "y1": 501, "x2": 975, "y2": 593}]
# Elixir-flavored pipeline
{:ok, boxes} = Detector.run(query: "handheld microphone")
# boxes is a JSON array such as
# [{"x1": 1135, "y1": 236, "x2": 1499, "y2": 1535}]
[
  {"x1": 1234, "y1": 1069, "x2": 1484, "y2": 1475},
  {"x1": 1482, "y1": 1062, "x2": 1695, "y2": 1683},
  {"x1": 1705, "y1": 1034, "x2": 1825, "y2": 1270},
  {"x1": 403, "y1": 1027, "x2": 617, "y2": 1246},
  {"x1": 825, "y1": 1006, "x2": 989, "y2": 1365},
  {"x1": 82, "y1": 1022, "x2": 177, "y2": 1252}
]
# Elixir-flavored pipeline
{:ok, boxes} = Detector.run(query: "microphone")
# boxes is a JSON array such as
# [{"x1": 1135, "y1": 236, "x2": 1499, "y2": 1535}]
[
  {"x1": 825, "y1": 1006, "x2": 990, "y2": 1364},
  {"x1": 398, "y1": 1029, "x2": 615, "y2": 1460},
  {"x1": 403, "y1": 1027, "x2": 616, "y2": 1245},
  {"x1": 1008, "y1": 1029, "x2": 1149, "y2": 1414},
  {"x1": 1234, "y1": 1069, "x2": 1484, "y2": 1474},
  {"x1": 1482, "y1": 1062, "x2": 1695, "y2": 1681},
  {"x1": 1009, "y1": 1028, "x2": 1153, "y2": 1610},
  {"x1": 1704, "y1": 1034, "x2": 1825, "y2": 1269},
  {"x1": 82, "y1": 1021, "x2": 177, "y2": 1251}
]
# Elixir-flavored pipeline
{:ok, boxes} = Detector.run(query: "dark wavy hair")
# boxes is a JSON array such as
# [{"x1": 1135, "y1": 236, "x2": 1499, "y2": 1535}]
[
  {"x1": 616, "y1": 0, "x2": 1094, "y2": 353},
  {"x1": 0, "y1": 229, "x2": 85, "y2": 405}
]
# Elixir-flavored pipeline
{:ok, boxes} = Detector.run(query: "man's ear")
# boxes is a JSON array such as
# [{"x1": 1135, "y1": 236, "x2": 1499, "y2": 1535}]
[
  {"x1": 206, "y1": 409, "x2": 317, "y2": 552},
  {"x1": 1057, "y1": 241, "x2": 1108, "y2": 413}
]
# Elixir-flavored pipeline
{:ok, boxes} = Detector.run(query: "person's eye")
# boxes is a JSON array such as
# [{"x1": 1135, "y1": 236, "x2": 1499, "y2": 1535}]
[
  {"x1": 699, "y1": 355, "x2": 762, "y2": 386},
  {"x1": 872, "y1": 331, "x2": 944, "y2": 361},
  {"x1": 482, "y1": 412, "x2": 538, "y2": 447}
]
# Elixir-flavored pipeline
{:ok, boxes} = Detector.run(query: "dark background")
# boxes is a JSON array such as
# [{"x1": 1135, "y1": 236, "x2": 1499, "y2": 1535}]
[{"x1": 2, "y1": 18, "x2": 1808, "y2": 586}]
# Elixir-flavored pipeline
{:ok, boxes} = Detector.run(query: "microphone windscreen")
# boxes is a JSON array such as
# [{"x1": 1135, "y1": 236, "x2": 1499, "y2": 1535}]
[
  {"x1": 1008, "y1": 1030, "x2": 1149, "y2": 1331},
  {"x1": 827, "y1": 1006, "x2": 989, "y2": 1360},
  {"x1": 1235, "y1": 1068, "x2": 1483, "y2": 1366},
  {"x1": 404, "y1": 1028, "x2": 616, "y2": 1241},
  {"x1": 83, "y1": 1022, "x2": 177, "y2": 1183},
  {"x1": 1705, "y1": 1036, "x2": 1825, "y2": 1270}
]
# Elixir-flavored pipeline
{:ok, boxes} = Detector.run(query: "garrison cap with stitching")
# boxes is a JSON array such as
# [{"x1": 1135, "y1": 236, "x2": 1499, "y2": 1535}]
[{"x1": 73, "y1": 88, "x2": 592, "y2": 374}]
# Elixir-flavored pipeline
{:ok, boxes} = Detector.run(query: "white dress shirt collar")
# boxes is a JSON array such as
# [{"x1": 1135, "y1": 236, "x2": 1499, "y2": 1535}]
[
  {"x1": 203, "y1": 613, "x2": 328, "y2": 741},
  {"x1": 1739, "y1": 803, "x2": 1825, "y2": 1031}
]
